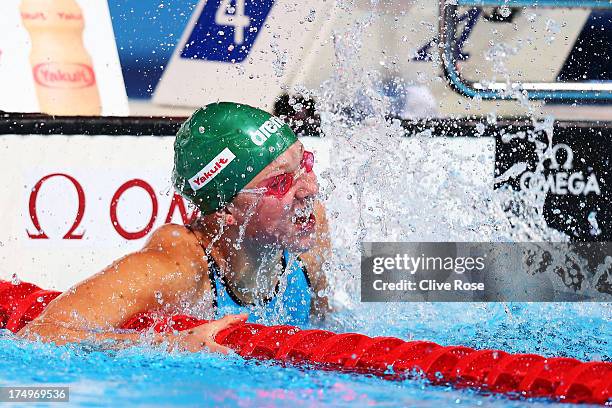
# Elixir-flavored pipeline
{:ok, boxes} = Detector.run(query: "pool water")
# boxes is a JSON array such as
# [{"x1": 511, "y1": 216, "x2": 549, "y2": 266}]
[{"x1": 1, "y1": 302, "x2": 608, "y2": 407}]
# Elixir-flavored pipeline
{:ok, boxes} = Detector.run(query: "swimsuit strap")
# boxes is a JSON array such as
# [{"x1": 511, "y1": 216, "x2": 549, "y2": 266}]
[{"x1": 207, "y1": 252, "x2": 288, "y2": 307}]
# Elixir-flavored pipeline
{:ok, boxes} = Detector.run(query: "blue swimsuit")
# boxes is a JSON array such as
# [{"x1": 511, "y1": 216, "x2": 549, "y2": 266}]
[{"x1": 209, "y1": 249, "x2": 312, "y2": 325}]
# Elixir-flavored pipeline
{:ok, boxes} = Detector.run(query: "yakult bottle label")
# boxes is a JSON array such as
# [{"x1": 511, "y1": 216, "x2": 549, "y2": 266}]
[{"x1": 33, "y1": 62, "x2": 96, "y2": 89}]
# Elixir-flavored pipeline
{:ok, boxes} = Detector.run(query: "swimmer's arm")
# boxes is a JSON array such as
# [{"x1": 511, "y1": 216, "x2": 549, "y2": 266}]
[
  {"x1": 299, "y1": 200, "x2": 333, "y2": 318},
  {"x1": 19, "y1": 314, "x2": 247, "y2": 353},
  {"x1": 20, "y1": 247, "x2": 202, "y2": 343},
  {"x1": 18, "y1": 319, "x2": 174, "y2": 348}
]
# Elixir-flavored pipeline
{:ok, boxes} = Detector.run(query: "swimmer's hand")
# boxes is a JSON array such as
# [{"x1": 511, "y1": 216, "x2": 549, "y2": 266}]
[{"x1": 169, "y1": 313, "x2": 248, "y2": 354}]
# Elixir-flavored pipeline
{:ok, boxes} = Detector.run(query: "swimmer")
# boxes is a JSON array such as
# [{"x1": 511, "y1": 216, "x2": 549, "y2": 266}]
[{"x1": 19, "y1": 102, "x2": 332, "y2": 353}]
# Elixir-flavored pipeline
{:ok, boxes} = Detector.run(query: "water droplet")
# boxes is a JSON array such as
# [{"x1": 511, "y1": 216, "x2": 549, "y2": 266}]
[
  {"x1": 306, "y1": 9, "x2": 316, "y2": 22},
  {"x1": 588, "y1": 211, "x2": 602, "y2": 236},
  {"x1": 476, "y1": 123, "x2": 485, "y2": 135},
  {"x1": 11, "y1": 274, "x2": 20, "y2": 285},
  {"x1": 198, "y1": 126, "x2": 205, "y2": 133}
]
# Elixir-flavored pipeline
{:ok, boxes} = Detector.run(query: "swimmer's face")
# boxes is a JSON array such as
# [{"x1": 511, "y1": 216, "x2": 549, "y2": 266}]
[{"x1": 229, "y1": 141, "x2": 319, "y2": 252}]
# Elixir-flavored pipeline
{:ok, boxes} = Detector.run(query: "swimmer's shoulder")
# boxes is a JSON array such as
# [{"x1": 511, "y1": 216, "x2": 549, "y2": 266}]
[
  {"x1": 135, "y1": 224, "x2": 214, "y2": 295},
  {"x1": 142, "y1": 224, "x2": 209, "y2": 271},
  {"x1": 145, "y1": 223, "x2": 197, "y2": 248}
]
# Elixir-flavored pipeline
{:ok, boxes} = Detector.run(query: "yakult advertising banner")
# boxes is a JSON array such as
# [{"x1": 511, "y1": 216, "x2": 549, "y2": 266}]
[
  {"x1": 0, "y1": 0, "x2": 128, "y2": 115},
  {"x1": 0, "y1": 135, "x2": 331, "y2": 290}
]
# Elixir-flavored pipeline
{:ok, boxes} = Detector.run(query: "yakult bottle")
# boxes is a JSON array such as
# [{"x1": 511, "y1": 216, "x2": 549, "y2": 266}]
[{"x1": 20, "y1": 0, "x2": 101, "y2": 115}]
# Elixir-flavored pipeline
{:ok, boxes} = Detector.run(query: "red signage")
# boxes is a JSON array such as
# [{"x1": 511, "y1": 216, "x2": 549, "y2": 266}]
[
  {"x1": 27, "y1": 173, "x2": 85, "y2": 240},
  {"x1": 110, "y1": 179, "x2": 158, "y2": 240},
  {"x1": 27, "y1": 174, "x2": 199, "y2": 240}
]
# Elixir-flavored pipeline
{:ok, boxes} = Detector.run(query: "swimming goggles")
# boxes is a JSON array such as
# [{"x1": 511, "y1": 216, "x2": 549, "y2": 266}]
[{"x1": 241, "y1": 150, "x2": 314, "y2": 198}]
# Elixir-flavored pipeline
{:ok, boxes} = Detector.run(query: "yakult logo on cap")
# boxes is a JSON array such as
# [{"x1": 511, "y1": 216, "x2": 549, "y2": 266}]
[
  {"x1": 250, "y1": 116, "x2": 286, "y2": 146},
  {"x1": 188, "y1": 148, "x2": 236, "y2": 191}
]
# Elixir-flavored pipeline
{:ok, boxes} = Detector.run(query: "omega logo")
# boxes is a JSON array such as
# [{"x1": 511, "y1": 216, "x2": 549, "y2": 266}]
[
  {"x1": 519, "y1": 143, "x2": 601, "y2": 196},
  {"x1": 27, "y1": 174, "x2": 199, "y2": 240}
]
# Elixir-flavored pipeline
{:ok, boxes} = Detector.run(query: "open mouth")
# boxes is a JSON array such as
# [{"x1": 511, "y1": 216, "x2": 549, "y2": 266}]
[
  {"x1": 294, "y1": 213, "x2": 316, "y2": 232},
  {"x1": 292, "y1": 204, "x2": 316, "y2": 232}
]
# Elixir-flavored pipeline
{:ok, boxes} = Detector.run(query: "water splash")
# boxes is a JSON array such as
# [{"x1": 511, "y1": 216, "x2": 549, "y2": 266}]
[{"x1": 296, "y1": 8, "x2": 609, "y2": 312}]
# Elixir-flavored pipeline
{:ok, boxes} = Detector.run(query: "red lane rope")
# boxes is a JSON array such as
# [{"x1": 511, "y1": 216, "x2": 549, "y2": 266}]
[{"x1": 1, "y1": 280, "x2": 610, "y2": 405}]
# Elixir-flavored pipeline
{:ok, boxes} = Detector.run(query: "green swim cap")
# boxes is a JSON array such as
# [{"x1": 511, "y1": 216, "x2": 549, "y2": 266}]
[{"x1": 172, "y1": 102, "x2": 298, "y2": 215}]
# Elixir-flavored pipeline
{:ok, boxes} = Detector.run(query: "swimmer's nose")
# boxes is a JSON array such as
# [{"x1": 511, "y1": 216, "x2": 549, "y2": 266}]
[{"x1": 295, "y1": 170, "x2": 318, "y2": 200}]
